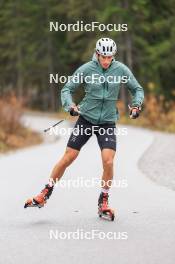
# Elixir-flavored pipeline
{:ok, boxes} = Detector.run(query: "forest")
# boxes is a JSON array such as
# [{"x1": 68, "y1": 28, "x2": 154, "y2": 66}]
[{"x1": 0, "y1": 0, "x2": 175, "y2": 135}]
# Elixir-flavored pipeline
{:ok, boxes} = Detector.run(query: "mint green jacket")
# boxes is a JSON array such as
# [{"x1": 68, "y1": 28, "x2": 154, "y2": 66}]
[{"x1": 61, "y1": 53, "x2": 144, "y2": 124}]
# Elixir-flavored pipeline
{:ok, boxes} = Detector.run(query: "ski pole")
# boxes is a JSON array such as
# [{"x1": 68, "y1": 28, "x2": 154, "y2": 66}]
[
  {"x1": 43, "y1": 119, "x2": 64, "y2": 133},
  {"x1": 43, "y1": 106, "x2": 81, "y2": 132}
]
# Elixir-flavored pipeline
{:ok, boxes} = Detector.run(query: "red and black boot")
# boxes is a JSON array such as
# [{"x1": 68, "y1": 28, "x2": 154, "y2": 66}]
[
  {"x1": 98, "y1": 192, "x2": 115, "y2": 221},
  {"x1": 24, "y1": 181, "x2": 54, "y2": 209}
]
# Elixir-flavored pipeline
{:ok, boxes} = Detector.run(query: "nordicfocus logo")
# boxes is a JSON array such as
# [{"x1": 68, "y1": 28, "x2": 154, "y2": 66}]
[
  {"x1": 48, "y1": 126, "x2": 128, "y2": 137},
  {"x1": 54, "y1": 177, "x2": 128, "y2": 189},
  {"x1": 50, "y1": 73, "x2": 130, "y2": 84},
  {"x1": 49, "y1": 229, "x2": 128, "y2": 240},
  {"x1": 49, "y1": 21, "x2": 128, "y2": 32}
]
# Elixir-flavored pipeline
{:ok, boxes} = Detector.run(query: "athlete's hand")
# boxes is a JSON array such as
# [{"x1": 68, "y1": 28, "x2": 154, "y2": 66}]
[
  {"x1": 69, "y1": 104, "x2": 80, "y2": 116},
  {"x1": 128, "y1": 105, "x2": 141, "y2": 119}
]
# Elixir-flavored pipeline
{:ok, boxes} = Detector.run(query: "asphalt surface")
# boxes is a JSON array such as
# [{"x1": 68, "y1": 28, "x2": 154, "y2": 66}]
[
  {"x1": 139, "y1": 131, "x2": 175, "y2": 191},
  {"x1": 0, "y1": 114, "x2": 175, "y2": 264}
]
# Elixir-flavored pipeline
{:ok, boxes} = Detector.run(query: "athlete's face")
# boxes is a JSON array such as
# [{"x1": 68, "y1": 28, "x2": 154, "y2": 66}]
[{"x1": 97, "y1": 54, "x2": 113, "y2": 69}]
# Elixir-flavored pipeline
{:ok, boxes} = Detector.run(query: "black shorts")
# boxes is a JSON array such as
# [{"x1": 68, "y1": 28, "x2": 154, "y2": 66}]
[{"x1": 67, "y1": 115, "x2": 117, "y2": 151}]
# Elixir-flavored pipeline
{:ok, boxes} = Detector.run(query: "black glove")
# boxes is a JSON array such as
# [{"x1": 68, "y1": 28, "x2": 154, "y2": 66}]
[
  {"x1": 129, "y1": 105, "x2": 141, "y2": 119},
  {"x1": 69, "y1": 107, "x2": 80, "y2": 116}
]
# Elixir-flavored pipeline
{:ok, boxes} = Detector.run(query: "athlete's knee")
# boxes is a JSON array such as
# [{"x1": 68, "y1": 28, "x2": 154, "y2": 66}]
[
  {"x1": 103, "y1": 157, "x2": 114, "y2": 169},
  {"x1": 62, "y1": 147, "x2": 79, "y2": 166}
]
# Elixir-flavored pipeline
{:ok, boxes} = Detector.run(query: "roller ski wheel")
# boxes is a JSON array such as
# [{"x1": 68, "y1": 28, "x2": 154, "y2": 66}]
[
  {"x1": 98, "y1": 208, "x2": 115, "y2": 221},
  {"x1": 24, "y1": 184, "x2": 53, "y2": 209},
  {"x1": 24, "y1": 198, "x2": 46, "y2": 209},
  {"x1": 98, "y1": 192, "x2": 115, "y2": 221}
]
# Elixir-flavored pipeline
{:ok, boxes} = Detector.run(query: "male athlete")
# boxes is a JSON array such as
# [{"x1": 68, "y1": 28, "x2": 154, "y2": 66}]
[{"x1": 24, "y1": 38, "x2": 144, "y2": 220}]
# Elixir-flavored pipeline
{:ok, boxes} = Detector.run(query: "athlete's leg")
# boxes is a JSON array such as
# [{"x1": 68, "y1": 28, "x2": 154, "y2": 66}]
[
  {"x1": 50, "y1": 115, "x2": 92, "y2": 183},
  {"x1": 97, "y1": 149, "x2": 116, "y2": 220},
  {"x1": 100, "y1": 148, "x2": 116, "y2": 189},
  {"x1": 24, "y1": 116, "x2": 92, "y2": 208},
  {"x1": 95, "y1": 124, "x2": 117, "y2": 189},
  {"x1": 50, "y1": 147, "x2": 79, "y2": 183},
  {"x1": 95, "y1": 124, "x2": 117, "y2": 220}
]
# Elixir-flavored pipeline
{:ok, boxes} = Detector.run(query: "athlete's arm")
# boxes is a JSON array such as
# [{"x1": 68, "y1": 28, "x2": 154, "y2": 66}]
[
  {"x1": 123, "y1": 65, "x2": 144, "y2": 108},
  {"x1": 61, "y1": 65, "x2": 85, "y2": 112}
]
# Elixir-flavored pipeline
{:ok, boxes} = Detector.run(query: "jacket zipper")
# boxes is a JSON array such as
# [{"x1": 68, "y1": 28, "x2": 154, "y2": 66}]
[
  {"x1": 98, "y1": 74, "x2": 106, "y2": 124},
  {"x1": 97, "y1": 65, "x2": 111, "y2": 124}
]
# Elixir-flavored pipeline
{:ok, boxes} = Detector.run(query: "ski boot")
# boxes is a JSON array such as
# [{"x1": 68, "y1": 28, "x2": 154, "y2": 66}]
[
  {"x1": 98, "y1": 192, "x2": 115, "y2": 221},
  {"x1": 24, "y1": 183, "x2": 54, "y2": 209}
]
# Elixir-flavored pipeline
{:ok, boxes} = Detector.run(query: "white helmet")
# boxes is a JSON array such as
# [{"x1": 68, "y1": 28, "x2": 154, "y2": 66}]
[{"x1": 96, "y1": 37, "x2": 117, "y2": 56}]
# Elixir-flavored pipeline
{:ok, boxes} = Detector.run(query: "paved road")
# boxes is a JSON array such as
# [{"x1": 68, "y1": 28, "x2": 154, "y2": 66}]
[
  {"x1": 139, "y1": 131, "x2": 175, "y2": 191},
  {"x1": 0, "y1": 115, "x2": 175, "y2": 264}
]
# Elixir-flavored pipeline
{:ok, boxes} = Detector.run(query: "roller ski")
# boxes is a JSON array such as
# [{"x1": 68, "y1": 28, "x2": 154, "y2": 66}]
[
  {"x1": 24, "y1": 183, "x2": 54, "y2": 209},
  {"x1": 98, "y1": 192, "x2": 115, "y2": 221}
]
